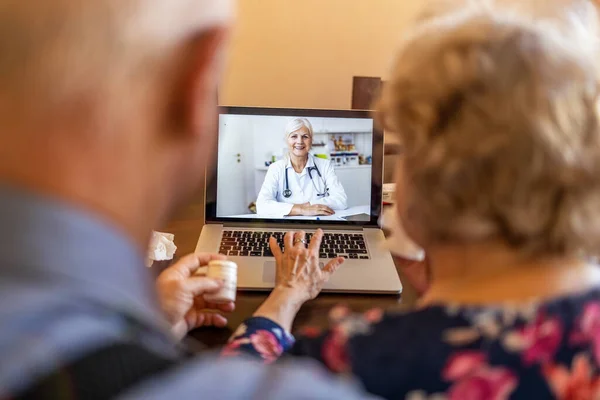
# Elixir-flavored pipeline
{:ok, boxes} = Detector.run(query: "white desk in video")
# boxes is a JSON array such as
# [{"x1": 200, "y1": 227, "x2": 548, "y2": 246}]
[{"x1": 225, "y1": 205, "x2": 370, "y2": 221}]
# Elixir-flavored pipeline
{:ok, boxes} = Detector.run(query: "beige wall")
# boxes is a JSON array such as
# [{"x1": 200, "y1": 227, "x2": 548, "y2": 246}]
[{"x1": 221, "y1": 0, "x2": 423, "y2": 109}]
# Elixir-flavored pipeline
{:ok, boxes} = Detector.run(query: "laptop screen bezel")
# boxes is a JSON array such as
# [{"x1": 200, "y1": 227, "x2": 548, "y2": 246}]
[{"x1": 205, "y1": 106, "x2": 384, "y2": 228}]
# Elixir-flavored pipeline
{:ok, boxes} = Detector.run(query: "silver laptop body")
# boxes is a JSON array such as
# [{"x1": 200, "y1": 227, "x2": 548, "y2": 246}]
[{"x1": 196, "y1": 107, "x2": 402, "y2": 294}]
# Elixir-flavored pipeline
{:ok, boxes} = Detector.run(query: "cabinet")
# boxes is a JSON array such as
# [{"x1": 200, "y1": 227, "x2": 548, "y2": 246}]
[{"x1": 335, "y1": 166, "x2": 372, "y2": 208}]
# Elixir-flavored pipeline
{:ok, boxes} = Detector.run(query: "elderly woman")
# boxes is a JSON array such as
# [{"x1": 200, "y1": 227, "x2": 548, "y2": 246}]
[
  {"x1": 256, "y1": 117, "x2": 347, "y2": 217},
  {"x1": 222, "y1": 4, "x2": 600, "y2": 398}
]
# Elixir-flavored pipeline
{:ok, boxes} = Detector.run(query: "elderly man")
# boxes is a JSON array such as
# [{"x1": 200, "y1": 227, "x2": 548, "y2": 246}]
[{"x1": 0, "y1": 1, "x2": 367, "y2": 398}]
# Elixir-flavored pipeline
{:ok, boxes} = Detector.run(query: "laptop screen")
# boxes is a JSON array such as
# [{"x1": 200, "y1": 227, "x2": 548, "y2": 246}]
[{"x1": 206, "y1": 107, "x2": 383, "y2": 226}]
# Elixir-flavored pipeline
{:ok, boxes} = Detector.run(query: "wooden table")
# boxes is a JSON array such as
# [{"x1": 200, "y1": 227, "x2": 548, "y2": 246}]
[{"x1": 158, "y1": 200, "x2": 422, "y2": 348}]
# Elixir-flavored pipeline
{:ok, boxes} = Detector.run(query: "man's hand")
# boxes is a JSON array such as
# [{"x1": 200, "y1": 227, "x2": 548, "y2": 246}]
[{"x1": 156, "y1": 253, "x2": 235, "y2": 340}]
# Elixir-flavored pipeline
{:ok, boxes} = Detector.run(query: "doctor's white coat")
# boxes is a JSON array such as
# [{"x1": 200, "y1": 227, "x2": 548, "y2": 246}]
[{"x1": 256, "y1": 155, "x2": 348, "y2": 217}]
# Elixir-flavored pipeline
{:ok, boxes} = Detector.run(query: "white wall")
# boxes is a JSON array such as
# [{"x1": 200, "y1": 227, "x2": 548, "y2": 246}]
[
  {"x1": 216, "y1": 114, "x2": 374, "y2": 216},
  {"x1": 216, "y1": 115, "x2": 255, "y2": 216}
]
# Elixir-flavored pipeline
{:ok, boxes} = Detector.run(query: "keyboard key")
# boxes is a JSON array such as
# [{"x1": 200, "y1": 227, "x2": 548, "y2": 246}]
[
  {"x1": 360, "y1": 256, "x2": 369, "y2": 259},
  {"x1": 264, "y1": 250, "x2": 274, "y2": 257},
  {"x1": 349, "y1": 254, "x2": 358, "y2": 259},
  {"x1": 250, "y1": 251, "x2": 262, "y2": 257},
  {"x1": 319, "y1": 253, "x2": 327, "y2": 258},
  {"x1": 328, "y1": 253, "x2": 337, "y2": 258},
  {"x1": 240, "y1": 251, "x2": 249, "y2": 256},
  {"x1": 346, "y1": 249, "x2": 367, "y2": 254},
  {"x1": 228, "y1": 250, "x2": 239, "y2": 256}
]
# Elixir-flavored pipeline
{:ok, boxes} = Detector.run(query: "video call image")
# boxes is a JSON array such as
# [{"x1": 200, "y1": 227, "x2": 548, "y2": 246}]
[{"x1": 216, "y1": 114, "x2": 374, "y2": 221}]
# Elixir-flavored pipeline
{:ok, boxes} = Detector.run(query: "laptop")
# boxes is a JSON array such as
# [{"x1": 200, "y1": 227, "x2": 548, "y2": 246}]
[{"x1": 195, "y1": 106, "x2": 402, "y2": 294}]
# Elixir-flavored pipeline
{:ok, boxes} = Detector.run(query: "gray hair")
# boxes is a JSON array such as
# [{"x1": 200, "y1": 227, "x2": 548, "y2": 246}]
[
  {"x1": 413, "y1": 0, "x2": 599, "y2": 56},
  {"x1": 379, "y1": 8, "x2": 600, "y2": 257},
  {"x1": 285, "y1": 118, "x2": 314, "y2": 139},
  {"x1": 0, "y1": 0, "x2": 233, "y2": 120}
]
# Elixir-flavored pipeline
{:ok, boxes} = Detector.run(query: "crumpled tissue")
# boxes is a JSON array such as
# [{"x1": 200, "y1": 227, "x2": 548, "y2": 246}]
[
  {"x1": 146, "y1": 231, "x2": 177, "y2": 267},
  {"x1": 379, "y1": 207, "x2": 425, "y2": 261}
]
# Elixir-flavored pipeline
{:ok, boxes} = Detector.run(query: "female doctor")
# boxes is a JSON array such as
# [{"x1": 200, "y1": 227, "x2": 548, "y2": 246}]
[{"x1": 256, "y1": 118, "x2": 348, "y2": 217}]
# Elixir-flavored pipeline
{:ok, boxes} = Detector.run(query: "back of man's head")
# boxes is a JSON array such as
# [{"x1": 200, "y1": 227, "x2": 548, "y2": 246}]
[{"x1": 0, "y1": 0, "x2": 232, "y2": 246}]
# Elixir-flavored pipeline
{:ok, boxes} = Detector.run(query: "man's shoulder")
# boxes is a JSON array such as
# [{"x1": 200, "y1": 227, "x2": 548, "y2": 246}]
[
  {"x1": 0, "y1": 282, "x2": 175, "y2": 397},
  {"x1": 120, "y1": 356, "x2": 370, "y2": 399},
  {"x1": 15, "y1": 342, "x2": 178, "y2": 399}
]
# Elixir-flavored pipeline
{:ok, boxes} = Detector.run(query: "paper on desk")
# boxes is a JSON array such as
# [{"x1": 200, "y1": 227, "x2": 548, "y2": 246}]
[
  {"x1": 332, "y1": 205, "x2": 371, "y2": 219},
  {"x1": 146, "y1": 231, "x2": 177, "y2": 267},
  {"x1": 379, "y1": 207, "x2": 425, "y2": 261}
]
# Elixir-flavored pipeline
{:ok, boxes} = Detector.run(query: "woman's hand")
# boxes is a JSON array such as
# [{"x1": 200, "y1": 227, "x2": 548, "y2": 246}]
[
  {"x1": 252, "y1": 229, "x2": 344, "y2": 332},
  {"x1": 156, "y1": 253, "x2": 235, "y2": 340},
  {"x1": 289, "y1": 203, "x2": 335, "y2": 216},
  {"x1": 302, "y1": 203, "x2": 335, "y2": 216},
  {"x1": 271, "y1": 230, "x2": 343, "y2": 300}
]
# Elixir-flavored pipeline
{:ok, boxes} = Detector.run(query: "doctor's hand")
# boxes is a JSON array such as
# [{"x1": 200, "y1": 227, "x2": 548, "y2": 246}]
[
  {"x1": 298, "y1": 203, "x2": 335, "y2": 216},
  {"x1": 156, "y1": 253, "x2": 235, "y2": 340},
  {"x1": 252, "y1": 230, "x2": 344, "y2": 332}
]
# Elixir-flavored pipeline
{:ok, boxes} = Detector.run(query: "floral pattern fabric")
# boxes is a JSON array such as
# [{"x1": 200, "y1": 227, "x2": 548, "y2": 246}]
[
  {"x1": 222, "y1": 290, "x2": 600, "y2": 399},
  {"x1": 222, "y1": 317, "x2": 295, "y2": 363}
]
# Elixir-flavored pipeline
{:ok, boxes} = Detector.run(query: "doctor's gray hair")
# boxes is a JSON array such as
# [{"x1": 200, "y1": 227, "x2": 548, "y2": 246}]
[{"x1": 285, "y1": 118, "x2": 314, "y2": 139}]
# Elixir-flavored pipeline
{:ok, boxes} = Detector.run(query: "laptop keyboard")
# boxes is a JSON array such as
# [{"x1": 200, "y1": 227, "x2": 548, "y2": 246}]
[{"x1": 219, "y1": 230, "x2": 369, "y2": 260}]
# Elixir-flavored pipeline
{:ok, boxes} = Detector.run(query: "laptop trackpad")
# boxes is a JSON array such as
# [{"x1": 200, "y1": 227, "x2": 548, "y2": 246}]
[{"x1": 262, "y1": 261, "x2": 324, "y2": 283}]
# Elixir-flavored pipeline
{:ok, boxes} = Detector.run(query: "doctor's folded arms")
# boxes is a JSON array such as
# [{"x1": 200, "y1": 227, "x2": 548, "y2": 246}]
[{"x1": 256, "y1": 118, "x2": 348, "y2": 217}]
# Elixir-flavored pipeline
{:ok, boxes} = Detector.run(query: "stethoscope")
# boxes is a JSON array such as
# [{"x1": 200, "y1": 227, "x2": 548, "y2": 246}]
[{"x1": 283, "y1": 158, "x2": 329, "y2": 199}]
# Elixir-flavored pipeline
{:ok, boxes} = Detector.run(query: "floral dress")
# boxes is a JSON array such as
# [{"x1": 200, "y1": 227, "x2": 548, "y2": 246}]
[{"x1": 222, "y1": 290, "x2": 600, "y2": 399}]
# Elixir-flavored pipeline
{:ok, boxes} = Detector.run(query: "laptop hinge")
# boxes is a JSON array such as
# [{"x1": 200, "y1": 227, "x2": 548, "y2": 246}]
[{"x1": 219, "y1": 221, "x2": 368, "y2": 231}]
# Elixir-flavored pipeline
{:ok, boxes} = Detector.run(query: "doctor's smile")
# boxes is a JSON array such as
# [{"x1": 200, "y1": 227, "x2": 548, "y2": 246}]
[{"x1": 256, "y1": 118, "x2": 348, "y2": 217}]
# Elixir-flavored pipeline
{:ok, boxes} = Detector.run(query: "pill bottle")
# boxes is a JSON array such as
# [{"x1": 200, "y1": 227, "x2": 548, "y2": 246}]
[{"x1": 203, "y1": 260, "x2": 237, "y2": 303}]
